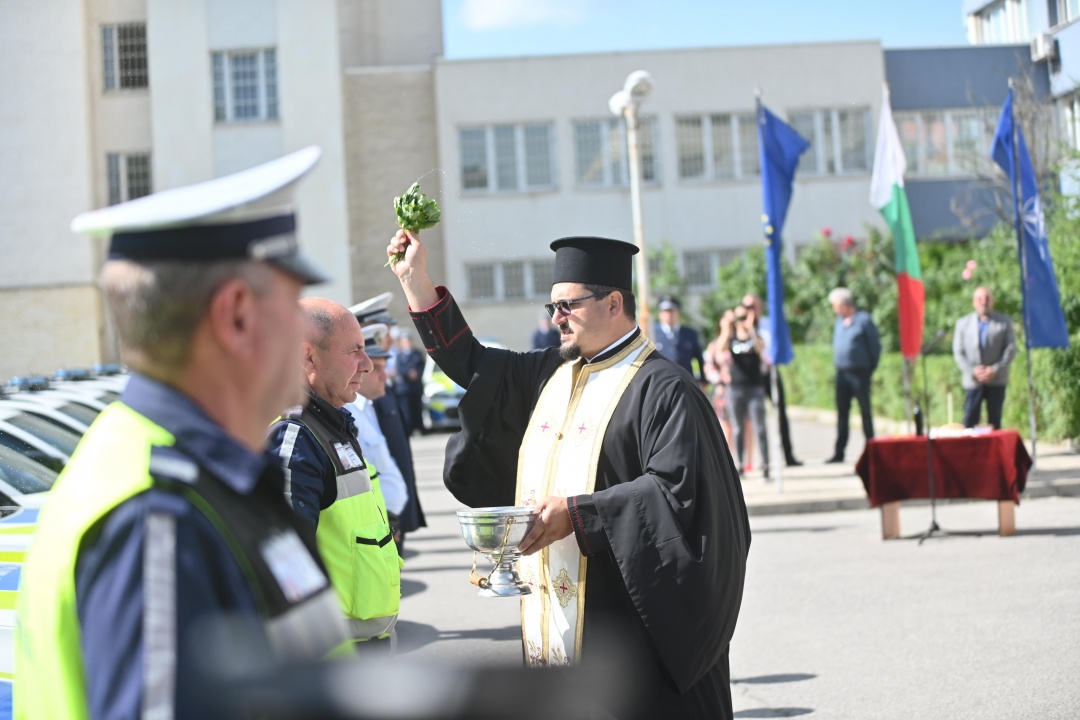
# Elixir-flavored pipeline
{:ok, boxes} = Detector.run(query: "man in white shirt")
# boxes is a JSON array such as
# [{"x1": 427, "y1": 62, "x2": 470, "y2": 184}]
[{"x1": 345, "y1": 323, "x2": 410, "y2": 545}]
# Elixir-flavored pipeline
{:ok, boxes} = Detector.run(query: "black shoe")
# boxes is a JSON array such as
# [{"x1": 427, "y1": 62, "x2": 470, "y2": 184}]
[
  {"x1": 786, "y1": 458, "x2": 804, "y2": 467},
  {"x1": 762, "y1": 465, "x2": 771, "y2": 481},
  {"x1": 825, "y1": 455, "x2": 845, "y2": 464}
]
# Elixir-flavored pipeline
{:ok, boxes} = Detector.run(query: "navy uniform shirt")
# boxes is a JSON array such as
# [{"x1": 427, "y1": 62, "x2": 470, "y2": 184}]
[
  {"x1": 267, "y1": 390, "x2": 356, "y2": 531},
  {"x1": 74, "y1": 374, "x2": 284, "y2": 720}
]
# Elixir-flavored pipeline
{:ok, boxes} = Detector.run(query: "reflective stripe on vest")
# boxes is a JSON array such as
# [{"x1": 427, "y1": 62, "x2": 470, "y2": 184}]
[{"x1": 15, "y1": 403, "x2": 346, "y2": 720}]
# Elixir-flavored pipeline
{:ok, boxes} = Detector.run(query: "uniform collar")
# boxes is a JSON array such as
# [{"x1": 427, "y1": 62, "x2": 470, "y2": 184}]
[
  {"x1": 120, "y1": 373, "x2": 268, "y2": 495},
  {"x1": 305, "y1": 388, "x2": 356, "y2": 435}
]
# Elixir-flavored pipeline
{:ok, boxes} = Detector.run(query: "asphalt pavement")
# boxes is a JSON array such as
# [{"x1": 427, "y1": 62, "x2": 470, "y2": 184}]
[{"x1": 396, "y1": 419, "x2": 1080, "y2": 719}]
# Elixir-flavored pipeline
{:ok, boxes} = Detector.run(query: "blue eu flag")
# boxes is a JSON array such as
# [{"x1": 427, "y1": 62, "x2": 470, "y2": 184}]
[
  {"x1": 990, "y1": 89, "x2": 1070, "y2": 349},
  {"x1": 757, "y1": 100, "x2": 810, "y2": 365}
]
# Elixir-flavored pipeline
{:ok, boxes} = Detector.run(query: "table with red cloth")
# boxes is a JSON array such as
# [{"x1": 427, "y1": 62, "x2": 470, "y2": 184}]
[{"x1": 855, "y1": 430, "x2": 1032, "y2": 538}]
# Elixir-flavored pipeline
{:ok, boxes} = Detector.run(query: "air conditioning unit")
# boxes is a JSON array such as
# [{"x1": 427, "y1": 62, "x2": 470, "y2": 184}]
[{"x1": 1031, "y1": 33, "x2": 1059, "y2": 62}]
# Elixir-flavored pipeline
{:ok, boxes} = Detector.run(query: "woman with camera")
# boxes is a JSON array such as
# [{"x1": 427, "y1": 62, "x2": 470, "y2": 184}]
[{"x1": 717, "y1": 303, "x2": 769, "y2": 479}]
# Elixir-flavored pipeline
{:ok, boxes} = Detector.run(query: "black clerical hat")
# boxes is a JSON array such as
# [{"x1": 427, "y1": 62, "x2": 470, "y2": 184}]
[
  {"x1": 70, "y1": 147, "x2": 329, "y2": 285},
  {"x1": 549, "y1": 236, "x2": 639, "y2": 291}
]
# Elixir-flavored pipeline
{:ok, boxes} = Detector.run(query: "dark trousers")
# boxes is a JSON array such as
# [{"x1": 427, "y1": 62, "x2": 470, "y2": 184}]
[
  {"x1": 964, "y1": 385, "x2": 1006, "y2": 429},
  {"x1": 834, "y1": 368, "x2": 874, "y2": 459}
]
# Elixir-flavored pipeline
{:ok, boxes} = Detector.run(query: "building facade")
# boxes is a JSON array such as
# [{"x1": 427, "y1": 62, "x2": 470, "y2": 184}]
[{"x1": 1, "y1": 2, "x2": 1071, "y2": 377}]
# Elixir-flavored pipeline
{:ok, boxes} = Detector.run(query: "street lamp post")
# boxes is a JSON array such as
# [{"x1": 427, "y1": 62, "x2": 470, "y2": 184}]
[{"x1": 609, "y1": 70, "x2": 654, "y2": 338}]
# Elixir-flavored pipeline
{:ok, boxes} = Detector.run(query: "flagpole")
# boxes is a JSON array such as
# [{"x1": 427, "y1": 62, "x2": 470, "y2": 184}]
[
  {"x1": 902, "y1": 359, "x2": 913, "y2": 434},
  {"x1": 1008, "y1": 78, "x2": 1039, "y2": 469}
]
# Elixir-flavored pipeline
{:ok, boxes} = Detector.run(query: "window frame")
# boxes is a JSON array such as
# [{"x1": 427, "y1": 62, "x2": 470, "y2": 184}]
[
  {"x1": 892, "y1": 107, "x2": 996, "y2": 179},
  {"x1": 787, "y1": 107, "x2": 872, "y2": 176},
  {"x1": 458, "y1": 123, "x2": 557, "y2": 195},
  {"x1": 674, "y1": 111, "x2": 760, "y2": 182},
  {"x1": 464, "y1": 259, "x2": 559, "y2": 303},
  {"x1": 101, "y1": 23, "x2": 148, "y2": 92},
  {"x1": 571, "y1": 116, "x2": 659, "y2": 189},
  {"x1": 211, "y1": 48, "x2": 280, "y2": 124},
  {"x1": 105, "y1": 151, "x2": 153, "y2": 205}
]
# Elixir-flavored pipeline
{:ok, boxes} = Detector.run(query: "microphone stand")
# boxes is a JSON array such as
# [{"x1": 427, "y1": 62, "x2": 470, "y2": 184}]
[{"x1": 916, "y1": 330, "x2": 982, "y2": 545}]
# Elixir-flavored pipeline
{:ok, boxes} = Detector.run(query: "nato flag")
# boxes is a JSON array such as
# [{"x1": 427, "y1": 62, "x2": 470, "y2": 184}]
[
  {"x1": 757, "y1": 100, "x2": 810, "y2": 365},
  {"x1": 991, "y1": 89, "x2": 1070, "y2": 349}
]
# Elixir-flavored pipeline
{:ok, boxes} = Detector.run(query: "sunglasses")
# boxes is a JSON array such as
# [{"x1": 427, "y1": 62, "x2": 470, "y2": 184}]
[{"x1": 544, "y1": 291, "x2": 612, "y2": 320}]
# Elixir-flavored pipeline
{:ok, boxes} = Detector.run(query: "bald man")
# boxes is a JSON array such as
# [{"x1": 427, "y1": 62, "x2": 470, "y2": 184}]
[
  {"x1": 953, "y1": 287, "x2": 1016, "y2": 429},
  {"x1": 268, "y1": 300, "x2": 403, "y2": 649}
]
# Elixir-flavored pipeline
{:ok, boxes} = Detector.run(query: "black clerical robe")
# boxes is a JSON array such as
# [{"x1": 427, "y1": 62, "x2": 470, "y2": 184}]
[{"x1": 410, "y1": 288, "x2": 750, "y2": 720}]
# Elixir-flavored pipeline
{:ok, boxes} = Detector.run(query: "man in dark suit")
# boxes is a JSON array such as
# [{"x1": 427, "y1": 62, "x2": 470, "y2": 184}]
[
  {"x1": 374, "y1": 367, "x2": 426, "y2": 554},
  {"x1": 953, "y1": 286, "x2": 1017, "y2": 429},
  {"x1": 531, "y1": 313, "x2": 561, "y2": 349},
  {"x1": 393, "y1": 333, "x2": 426, "y2": 435},
  {"x1": 651, "y1": 295, "x2": 706, "y2": 384}
]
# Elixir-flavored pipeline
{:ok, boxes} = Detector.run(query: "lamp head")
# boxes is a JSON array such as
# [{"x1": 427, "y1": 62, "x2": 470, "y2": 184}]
[
  {"x1": 608, "y1": 90, "x2": 630, "y2": 117},
  {"x1": 623, "y1": 70, "x2": 653, "y2": 101}
]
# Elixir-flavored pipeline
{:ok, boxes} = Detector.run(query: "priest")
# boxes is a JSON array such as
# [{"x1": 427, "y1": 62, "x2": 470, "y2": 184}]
[{"x1": 387, "y1": 230, "x2": 750, "y2": 719}]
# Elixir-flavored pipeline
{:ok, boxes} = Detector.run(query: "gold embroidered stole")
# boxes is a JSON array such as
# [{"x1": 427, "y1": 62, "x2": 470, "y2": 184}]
[{"x1": 515, "y1": 334, "x2": 652, "y2": 666}]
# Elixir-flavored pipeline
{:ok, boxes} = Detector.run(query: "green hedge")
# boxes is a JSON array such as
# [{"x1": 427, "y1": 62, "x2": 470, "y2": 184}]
[{"x1": 781, "y1": 338, "x2": 1080, "y2": 442}]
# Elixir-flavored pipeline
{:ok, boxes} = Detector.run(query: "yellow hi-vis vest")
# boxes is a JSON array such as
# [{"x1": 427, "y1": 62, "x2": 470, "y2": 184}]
[
  {"x1": 15, "y1": 403, "x2": 346, "y2": 720},
  {"x1": 276, "y1": 406, "x2": 402, "y2": 641}
]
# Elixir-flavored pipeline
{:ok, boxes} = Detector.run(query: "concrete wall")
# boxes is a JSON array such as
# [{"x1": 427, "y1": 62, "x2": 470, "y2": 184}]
[
  {"x1": 433, "y1": 42, "x2": 885, "y2": 345},
  {"x1": 1050, "y1": 20, "x2": 1080, "y2": 97},
  {"x1": 886, "y1": 45, "x2": 1049, "y2": 109},
  {"x1": 338, "y1": 0, "x2": 443, "y2": 68},
  {"x1": 342, "y1": 66, "x2": 445, "y2": 307},
  {"x1": 0, "y1": 286, "x2": 109, "y2": 380}
]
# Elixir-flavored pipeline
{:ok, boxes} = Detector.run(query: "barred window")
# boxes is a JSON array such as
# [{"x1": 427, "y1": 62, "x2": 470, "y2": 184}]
[
  {"x1": 466, "y1": 264, "x2": 496, "y2": 300},
  {"x1": 737, "y1": 112, "x2": 760, "y2": 176},
  {"x1": 211, "y1": 49, "x2": 279, "y2": 123},
  {"x1": 710, "y1": 114, "x2": 735, "y2": 179},
  {"x1": 460, "y1": 123, "x2": 555, "y2": 193},
  {"x1": 106, "y1": 152, "x2": 152, "y2": 204},
  {"x1": 102, "y1": 23, "x2": 148, "y2": 90},
  {"x1": 126, "y1": 153, "x2": 152, "y2": 199},
  {"x1": 572, "y1": 116, "x2": 658, "y2": 187}
]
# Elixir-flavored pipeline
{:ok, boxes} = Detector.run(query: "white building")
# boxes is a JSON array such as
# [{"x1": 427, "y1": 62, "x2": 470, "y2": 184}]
[{"x1": 431, "y1": 42, "x2": 885, "y2": 346}]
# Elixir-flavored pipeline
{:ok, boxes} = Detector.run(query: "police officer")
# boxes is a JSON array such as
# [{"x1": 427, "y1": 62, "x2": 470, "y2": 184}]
[
  {"x1": 348, "y1": 295, "x2": 427, "y2": 554},
  {"x1": 268, "y1": 299, "x2": 403, "y2": 651},
  {"x1": 652, "y1": 295, "x2": 706, "y2": 384},
  {"x1": 16, "y1": 147, "x2": 349, "y2": 720}
]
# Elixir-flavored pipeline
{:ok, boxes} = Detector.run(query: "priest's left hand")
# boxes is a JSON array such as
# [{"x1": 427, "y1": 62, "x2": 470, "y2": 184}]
[{"x1": 518, "y1": 496, "x2": 574, "y2": 556}]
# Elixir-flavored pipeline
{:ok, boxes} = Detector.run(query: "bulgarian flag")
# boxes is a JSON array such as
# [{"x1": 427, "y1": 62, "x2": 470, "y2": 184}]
[{"x1": 871, "y1": 87, "x2": 924, "y2": 361}]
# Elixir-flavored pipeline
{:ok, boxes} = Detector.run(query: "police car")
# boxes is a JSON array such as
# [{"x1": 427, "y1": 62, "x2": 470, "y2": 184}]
[{"x1": 420, "y1": 339, "x2": 506, "y2": 432}]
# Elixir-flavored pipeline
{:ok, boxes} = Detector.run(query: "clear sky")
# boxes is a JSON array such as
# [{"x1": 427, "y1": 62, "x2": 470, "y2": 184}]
[{"x1": 443, "y1": 0, "x2": 970, "y2": 59}]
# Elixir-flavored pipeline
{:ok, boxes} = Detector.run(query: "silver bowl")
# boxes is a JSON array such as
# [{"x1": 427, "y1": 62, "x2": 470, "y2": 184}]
[{"x1": 456, "y1": 506, "x2": 538, "y2": 597}]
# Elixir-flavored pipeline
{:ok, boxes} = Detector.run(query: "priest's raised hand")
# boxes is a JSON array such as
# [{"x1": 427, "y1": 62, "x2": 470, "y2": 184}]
[
  {"x1": 518, "y1": 496, "x2": 574, "y2": 556},
  {"x1": 387, "y1": 228, "x2": 439, "y2": 311}
]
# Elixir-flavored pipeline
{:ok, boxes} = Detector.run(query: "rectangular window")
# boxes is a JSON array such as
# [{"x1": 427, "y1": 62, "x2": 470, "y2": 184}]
[
  {"x1": 531, "y1": 261, "x2": 555, "y2": 296},
  {"x1": 102, "y1": 23, "x2": 147, "y2": 90},
  {"x1": 676, "y1": 112, "x2": 758, "y2": 180},
  {"x1": 494, "y1": 125, "x2": 518, "y2": 191},
  {"x1": 573, "y1": 116, "x2": 658, "y2": 187},
  {"x1": 894, "y1": 108, "x2": 995, "y2": 177},
  {"x1": 106, "y1": 154, "x2": 122, "y2": 205},
  {"x1": 1062, "y1": 0, "x2": 1080, "y2": 23},
  {"x1": 789, "y1": 108, "x2": 870, "y2": 175},
  {"x1": 523, "y1": 124, "x2": 553, "y2": 187},
  {"x1": 503, "y1": 261, "x2": 526, "y2": 299},
  {"x1": 676, "y1": 117, "x2": 705, "y2": 179},
  {"x1": 106, "y1": 152, "x2": 152, "y2": 204},
  {"x1": 466, "y1": 264, "x2": 496, "y2": 300},
  {"x1": 465, "y1": 260, "x2": 558, "y2": 302},
  {"x1": 459, "y1": 123, "x2": 555, "y2": 193},
  {"x1": 684, "y1": 251, "x2": 718, "y2": 289},
  {"x1": 211, "y1": 49, "x2": 279, "y2": 123}
]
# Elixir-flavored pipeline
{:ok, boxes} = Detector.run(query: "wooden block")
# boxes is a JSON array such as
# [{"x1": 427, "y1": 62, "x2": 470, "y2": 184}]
[
  {"x1": 880, "y1": 502, "x2": 901, "y2": 540},
  {"x1": 998, "y1": 500, "x2": 1016, "y2": 537}
]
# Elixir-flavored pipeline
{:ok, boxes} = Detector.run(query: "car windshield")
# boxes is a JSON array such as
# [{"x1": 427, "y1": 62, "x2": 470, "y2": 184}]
[
  {"x1": 3, "y1": 413, "x2": 81, "y2": 457},
  {"x1": 57, "y1": 402, "x2": 100, "y2": 426},
  {"x1": 0, "y1": 444, "x2": 56, "y2": 494},
  {"x1": 0, "y1": 432, "x2": 64, "y2": 474}
]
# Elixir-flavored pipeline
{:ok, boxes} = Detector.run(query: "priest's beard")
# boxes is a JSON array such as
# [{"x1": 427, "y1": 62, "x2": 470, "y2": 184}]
[{"x1": 558, "y1": 322, "x2": 581, "y2": 361}]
